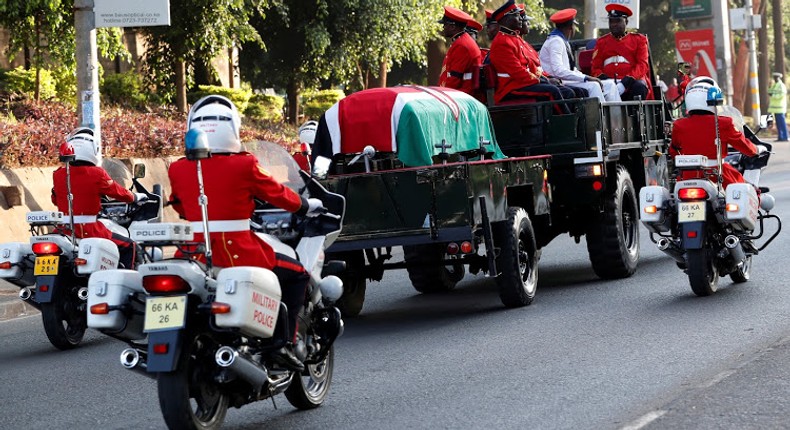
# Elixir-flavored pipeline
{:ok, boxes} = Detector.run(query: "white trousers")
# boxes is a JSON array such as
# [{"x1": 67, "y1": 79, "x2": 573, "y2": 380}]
[{"x1": 566, "y1": 80, "x2": 621, "y2": 102}]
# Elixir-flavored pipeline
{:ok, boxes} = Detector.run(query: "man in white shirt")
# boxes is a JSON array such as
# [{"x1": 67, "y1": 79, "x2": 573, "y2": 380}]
[{"x1": 539, "y1": 8, "x2": 620, "y2": 102}]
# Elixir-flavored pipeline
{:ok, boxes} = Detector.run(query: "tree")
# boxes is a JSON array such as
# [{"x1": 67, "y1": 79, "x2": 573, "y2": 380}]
[{"x1": 140, "y1": 0, "x2": 266, "y2": 112}]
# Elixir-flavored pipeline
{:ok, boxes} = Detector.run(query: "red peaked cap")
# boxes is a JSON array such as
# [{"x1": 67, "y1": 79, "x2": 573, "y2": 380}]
[
  {"x1": 550, "y1": 8, "x2": 578, "y2": 25},
  {"x1": 492, "y1": 0, "x2": 518, "y2": 22},
  {"x1": 484, "y1": 9, "x2": 496, "y2": 24},
  {"x1": 467, "y1": 19, "x2": 483, "y2": 32},
  {"x1": 606, "y1": 4, "x2": 632, "y2": 18},
  {"x1": 438, "y1": 6, "x2": 474, "y2": 26}
]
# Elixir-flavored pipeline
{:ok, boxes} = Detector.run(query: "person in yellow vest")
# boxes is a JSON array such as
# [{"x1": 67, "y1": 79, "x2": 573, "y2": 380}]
[{"x1": 768, "y1": 72, "x2": 787, "y2": 141}]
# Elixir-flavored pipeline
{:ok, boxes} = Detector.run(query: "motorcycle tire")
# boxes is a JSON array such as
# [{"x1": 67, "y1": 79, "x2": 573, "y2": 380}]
[
  {"x1": 41, "y1": 285, "x2": 86, "y2": 350},
  {"x1": 493, "y1": 207, "x2": 539, "y2": 308},
  {"x1": 285, "y1": 345, "x2": 335, "y2": 409},
  {"x1": 332, "y1": 250, "x2": 367, "y2": 317},
  {"x1": 585, "y1": 165, "x2": 640, "y2": 279},
  {"x1": 158, "y1": 333, "x2": 228, "y2": 430},
  {"x1": 730, "y1": 255, "x2": 752, "y2": 283},
  {"x1": 403, "y1": 244, "x2": 464, "y2": 294},
  {"x1": 687, "y1": 248, "x2": 719, "y2": 296}
]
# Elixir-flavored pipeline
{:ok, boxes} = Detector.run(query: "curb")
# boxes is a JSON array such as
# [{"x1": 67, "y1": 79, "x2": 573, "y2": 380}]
[{"x1": 0, "y1": 299, "x2": 38, "y2": 322}]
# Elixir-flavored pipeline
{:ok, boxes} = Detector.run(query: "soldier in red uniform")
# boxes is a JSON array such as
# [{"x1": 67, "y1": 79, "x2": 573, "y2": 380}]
[
  {"x1": 168, "y1": 95, "x2": 323, "y2": 371},
  {"x1": 591, "y1": 4, "x2": 652, "y2": 101},
  {"x1": 438, "y1": 6, "x2": 482, "y2": 95},
  {"x1": 669, "y1": 78, "x2": 759, "y2": 188},
  {"x1": 465, "y1": 17, "x2": 482, "y2": 40},
  {"x1": 51, "y1": 128, "x2": 146, "y2": 270},
  {"x1": 488, "y1": 0, "x2": 571, "y2": 113}
]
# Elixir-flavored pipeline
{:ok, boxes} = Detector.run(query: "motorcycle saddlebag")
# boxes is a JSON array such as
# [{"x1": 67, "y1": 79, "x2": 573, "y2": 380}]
[
  {"x1": 725, "y1": 183, "x2": 759, "y2": 231},
  {"x1": 77, "y1": 238, "x2": 120, "y2": 274},
  {"x1": 214, "y1": 267, "x2": 282, "y2": 339},
  {"x1": 639, "y1": 186, "x2": 672, "y2": 233},
  {"x1": 0, "y1": 242, "x2": 33, "y2": 282},
  {"x1": 87, "y1": 269, "x2": 146, "y2": 340}
]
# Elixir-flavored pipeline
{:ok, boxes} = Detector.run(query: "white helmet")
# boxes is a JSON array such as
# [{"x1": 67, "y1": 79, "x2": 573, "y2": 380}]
[
  {"x1": 66, "y1": 129, "x2": 101, "y2": 165},
  {"x1": 298, "y1": 120, "x2": 318, "y2": 145},
  {"x1": 187, "y1": 95, "x2": 242, "y2": 153},
  {"x1": 685, "y1": 76, "x2": 720, "y2": 114}
]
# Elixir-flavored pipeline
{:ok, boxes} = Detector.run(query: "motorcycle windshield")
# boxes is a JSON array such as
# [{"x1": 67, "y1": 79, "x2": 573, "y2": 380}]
[
  {"x1": 102, "y1": 158, "x2": 132, "y2": 189},
  {"x1": 246, "y1": 141, "x2": 305, "y2": 193}
]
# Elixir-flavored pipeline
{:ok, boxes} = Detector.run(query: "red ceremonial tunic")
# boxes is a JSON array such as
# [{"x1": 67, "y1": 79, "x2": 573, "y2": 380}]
[
  {"x1": 489, "y1": 32, "x2": 543, "y2": 103},
  {"x1": 168, "y1": 152, "x2": 306, "y2": 269},
  {"x1": 670, "y1": 114, "x2": 758, "y2": 188},
  {"x1": 591, "y1": 32, "x2": 653, "y2": 99},
  {"x1": 439, "y1": 32, "x2": 482, "y2": 95},
  {"x1": 51, "y1": 165, "x2": 135, "y2": 239}
]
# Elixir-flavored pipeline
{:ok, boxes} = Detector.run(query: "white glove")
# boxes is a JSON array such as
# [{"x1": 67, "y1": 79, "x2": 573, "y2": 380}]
[
  {"x1": 134, "y1": 192, "x2": 148, "y2": 203},
  {"x1": 757, "y1": 145, "x2": 768, "y2": 154},
  {"x1": 306, "y1": 198, "x2": 324, "y2": 217}
]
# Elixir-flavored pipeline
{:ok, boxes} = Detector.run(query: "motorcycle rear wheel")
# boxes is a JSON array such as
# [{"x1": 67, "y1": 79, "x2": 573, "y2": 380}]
[
  {"x1": 687, "y1": 248, "x2": 719, "y2": 296},
  {"x1": 730, "y1": 255, "x2": 752, "y2": 283},
  {"x1": 158, "y1": 333, "x2": 228, "y2": 430},
  {"x1": 285, "y1": 345, "x2": 334, "y2": 409},
  {"x1": 41, "y1": 286, "x2": 86, "y2": 350}
]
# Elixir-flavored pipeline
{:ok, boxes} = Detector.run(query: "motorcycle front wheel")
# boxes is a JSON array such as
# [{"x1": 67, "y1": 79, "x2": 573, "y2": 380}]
[
  {"x1": 158, "y1": 333, "x2": 228, "y2": 430},
  {"x1": 41, "y1": 285, "x2": 86, "y2": 350},
  {"x1": 687, "y1": 248, "x2": 719, "y2": 296},
  {"x1": 285, "y1": 345, "x2": 334, "y2": 409}
]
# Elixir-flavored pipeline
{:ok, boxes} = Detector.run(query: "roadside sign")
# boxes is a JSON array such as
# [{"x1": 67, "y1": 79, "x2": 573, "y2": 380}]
[
  {"x1": 671, "y1": 0, "x2": 713, "y2": 20},
  {"x1": 94, "y1": 0, "x2": 170, "y2": 28},
  {"x1": 675, "y1": 29, "x2": 717, "y2": 79}
]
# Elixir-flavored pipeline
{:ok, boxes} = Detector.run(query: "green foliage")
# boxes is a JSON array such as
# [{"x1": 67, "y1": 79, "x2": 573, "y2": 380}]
[
  {"x1": 245, "y1": 93, "x2": 284, "y2": 121},
  {"x1": 0, "y1": 67, "x2": 57, "y2": 100},
  {"x1": 301, "y1": 89, "x2": 344, "y2": 120},
  {"x1": 101, "y1": 72, "x2": 150, "y2": 109},
  {"x1": 50, "y1": 66, "x2": 77, "y2": 105},
  {"x1": 187, "y1": 85, "x2": 253, "y2": 112}
]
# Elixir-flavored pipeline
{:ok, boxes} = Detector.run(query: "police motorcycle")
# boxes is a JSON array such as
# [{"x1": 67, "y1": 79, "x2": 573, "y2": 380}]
[
  {"x1": 87, "y1": 132, "x2": 346, "y2": 429},
  {"x1": 639, "y1": 83, "x2": 781, "y2": 296},
  {"x1": 0, "y1": 138, "x2": 163, "y2": 350}
]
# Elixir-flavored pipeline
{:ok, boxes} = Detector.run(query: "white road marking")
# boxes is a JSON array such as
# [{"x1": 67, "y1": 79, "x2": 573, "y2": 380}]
[{"x1": 620, "y1": 410, "x2": 667, "y2": 430}]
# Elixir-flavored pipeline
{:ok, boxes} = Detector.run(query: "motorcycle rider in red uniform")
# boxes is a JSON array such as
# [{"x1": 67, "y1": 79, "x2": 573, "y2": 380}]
[
  {"x1": 669, "y1": 77, "x2": 759, "y2": 188},
  {"x1": 51, "y1": 128, "x2": 145, "y2": 270},
  {"x1": 438, "y1": 6, "x2": 482, "y2": 96},
  {"x1": 591, "y1": 4, "x2": 652, "y2": 101},
  {"x1": 292, "y1": 120, "x2": 317, "y2": 172},
  {"x1": 168, "y1": 95, "x2": 323, "y2": 371}
]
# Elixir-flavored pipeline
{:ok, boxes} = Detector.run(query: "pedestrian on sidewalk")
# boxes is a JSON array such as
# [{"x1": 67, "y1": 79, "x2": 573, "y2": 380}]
[{"x1": 768, "y1": 72, "x2": 787, "y2": 142}]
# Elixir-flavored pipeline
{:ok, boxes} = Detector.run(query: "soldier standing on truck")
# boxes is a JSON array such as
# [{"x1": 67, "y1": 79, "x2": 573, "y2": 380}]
[
  {"x1": 539, "y1": 8, "x2": 620, "y2": 103},
  {"x1": 591, "y1": 4, "x2": 652, "y2": 101},
  {"x1": 438, "y1": 6, "x2": 481, "y2": 96}
]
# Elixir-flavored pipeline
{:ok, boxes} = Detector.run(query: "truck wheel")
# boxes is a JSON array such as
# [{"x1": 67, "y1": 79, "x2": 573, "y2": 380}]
[
  {"x1": 586, "y1": 165, "x2": 639, "y2": 279},
  {"x1": 403, "y1": 244, "x2": 464, "y2": 293},
  {"x1": 333, "y1": 251, "x2": 366, "y2": 318},
  {"x1": 687, "y1": 248, "x2": 719, "y2": 296},
  {"x1": 494, "y1": 207, "x2": 538, "y2": 307}
]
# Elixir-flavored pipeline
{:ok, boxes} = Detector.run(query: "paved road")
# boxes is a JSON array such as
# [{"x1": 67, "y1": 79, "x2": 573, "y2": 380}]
[{"x1": 1, "y1": 143, "x2": 789, "y2": 429}]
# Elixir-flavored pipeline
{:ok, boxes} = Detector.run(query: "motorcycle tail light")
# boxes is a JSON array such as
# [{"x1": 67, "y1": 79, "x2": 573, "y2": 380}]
[
  {"x1": 74, "y1": 258, "x2": 87, "y2": 266},
  {"x1": 0, "y1": 261, "x2": 11, "y2": 269},
  {"x1": 678, "y1": 188, "x2": 708, "y2": 201},
  {"x1": 90, "y1": 303, "x2": 110, "y2": 315},
  {"x1": 460, "y1": 241, "x2": 474, "y2": 254},
  {"x1": 687, "y1": 231, "x2": 698, "y2": 238},
  {"x1": 32, "y1": 242, "x2": 62, "y2": 256},
  {"x1": 142, "y1": 275, "x2": 190, "y2": 294},
  {"x1": 210, "y1": 302, "x2": 231, "y2": 314},
  {"x1": 643, "y1": 205, "x2": 658, "y2": 214},
  {"x1": 726, "y1": 203, "x2": 739, "y2": 212},
  {"x1": 153, "y1": 343, "x2": 169, "y2": 354}
]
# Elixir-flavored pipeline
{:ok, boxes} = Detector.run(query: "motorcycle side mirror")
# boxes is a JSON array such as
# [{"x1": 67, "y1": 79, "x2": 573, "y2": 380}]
[
  {"x1": 313, "y1": 156, "x2": 332, "y2": 179},
  {"x1": 758, "y1": 114, "x2": 774, "y2": 133},
  {"x1": 185, "y1": 129, "x2": 211, "y2": 161},
  {"x1": 133, "y1": 163, "x2": 146, "y2": 179}
]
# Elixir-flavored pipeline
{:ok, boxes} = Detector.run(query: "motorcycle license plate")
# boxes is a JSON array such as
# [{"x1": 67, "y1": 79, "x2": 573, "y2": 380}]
[
  {"x1": 33, "y1": 256, "x2": 59, "y2": 276},
  {"x1": 678, "y1": 202, "x2": 705, "y2": 223},
  {"x1": 144, "y1": 296, "x2": 187, "y2": 332}
]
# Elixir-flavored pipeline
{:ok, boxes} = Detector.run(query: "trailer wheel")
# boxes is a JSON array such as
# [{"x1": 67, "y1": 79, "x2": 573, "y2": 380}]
[
  {"x1": 586, "y1": 165, "x2": 639, "y2": 279},
  {"x1": 494, "y1": 207, "x2": 538, "y2": 307},
  {"x1": 332, "y1": 251, "x2": 366, "y2": 318},
  {"x1": 403, "y1": 244, "x2": 464, "y2": 293}
]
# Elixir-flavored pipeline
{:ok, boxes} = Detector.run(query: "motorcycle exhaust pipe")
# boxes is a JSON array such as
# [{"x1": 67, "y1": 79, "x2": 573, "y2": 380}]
[
  {"x1": 120, "y1": 348, "x2": 155, "y2": 380},
  {"x1": 77, "y1": 287, "x2": 89, "y2": 301},
  {"x1": 657, "y1": 238, "x2": 686, "y2": 265},
  {"x1": 724, "y1": 235, "x2": 746, "y2": 263},
  {"x1": 19, "y1": 287, "x2": 32, "y2": 301},
  {"x1": 215, "y1": 346, "x2": 272, "y2": 390}
]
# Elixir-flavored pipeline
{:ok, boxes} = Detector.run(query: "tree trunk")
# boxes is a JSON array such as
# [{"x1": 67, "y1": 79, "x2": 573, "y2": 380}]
[
  {"x1": 758, "y1": 1, "x2": 769, "y2": 110},
  {"x1": 773, "y1": 0, "x2": 785, "y2": 75},
  {"x1": 175, "y1": 60, "x2": 187, "y2": 113},
  {"x1": 34, "y1": 15, "x2": 40, "y2": 101},
  {"x1": 427, "y1": 39, "x2": 446, "y2": 86},
  {"x1": 377, "y1": 59, "x2": 388, "y2": 88},
  {"x1": 732, "y1": 41, "x2": 749, "y2": 112},
  {"x1": 287, "y1": 78, "x2": 300, "y2": 125}
]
